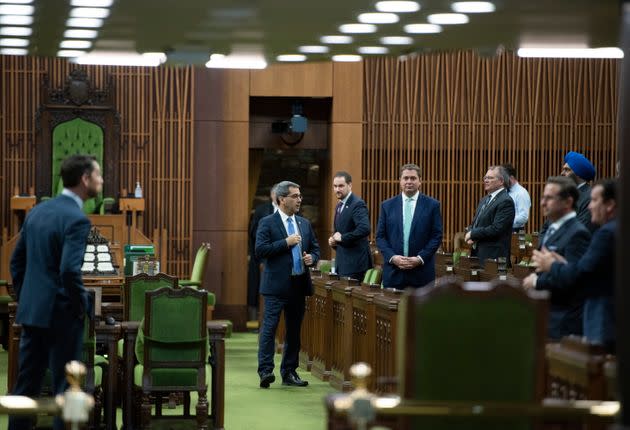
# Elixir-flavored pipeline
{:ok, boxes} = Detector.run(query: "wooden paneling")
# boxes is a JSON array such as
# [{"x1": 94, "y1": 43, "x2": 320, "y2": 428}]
[
  {"x1": 0, "y1": 56, "x2": 194, "y2": 277},
  {"x1": 362, "y1": 52, "x2": 618, "y2": 251},
  {"x1": 195, "y1": 69, "x2": 249, "y2": 122},
  {"x1": 332, "y1": 62, "x2": 363, "y2": 123},
  {"x1": 250, "y1": 63, "x2": 333, "y2": 97}
]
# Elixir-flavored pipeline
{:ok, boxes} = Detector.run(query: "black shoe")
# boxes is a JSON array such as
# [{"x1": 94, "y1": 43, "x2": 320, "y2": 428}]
[
  {"x1": 282, "y1": 372, "x2": 308, "y2": 387},
  {"x1": 259, "y1": 373, "x2": 275, "y2": 388}
]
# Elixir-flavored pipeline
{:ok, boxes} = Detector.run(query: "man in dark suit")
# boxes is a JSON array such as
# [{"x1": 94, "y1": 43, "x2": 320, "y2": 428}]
[
  {"x1": 561, "y1": 151, "x2": 597, "y2": 231},
  {"x1": 328, "y1": 171, "x2": 372, "y2": 281},
  {"x1": 531, "y1": 179, "x2": 616, "y2": 350},
  {"x1": 9, "y1": 155, "x2": 102, "y2": 430},
  {"x1": 376, "y1": 163, "x2": 443, "y2": 289},
  {"x1": 256, "y1": 180, "x2": 320, "y2": 388},
  {"x1": 523, "y1": 176, "x2": 591, "y2": 340},
  {"x1": 465, "y1": 165, "x2": 516, "y2": 266},
  {"x1": 247, "y1": 185, "x2": 278, "y2": 321}
]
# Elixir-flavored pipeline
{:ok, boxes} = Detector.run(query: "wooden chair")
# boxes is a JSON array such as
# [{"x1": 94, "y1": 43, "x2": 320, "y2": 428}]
[
  {"x1": 121, "y1": 273, "x2": 178, "y2": 429},
  {"x1": 134, "y1": 287, "x2": 209, "y2": 429},
  {"x1": 397, "y1": 277, "x2": 549, "y2": 429}
]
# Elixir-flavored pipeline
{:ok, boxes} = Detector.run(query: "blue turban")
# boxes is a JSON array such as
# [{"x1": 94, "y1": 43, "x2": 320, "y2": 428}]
[{"x1": 564, "y1": 151, "x2": 595, "y2": 181}]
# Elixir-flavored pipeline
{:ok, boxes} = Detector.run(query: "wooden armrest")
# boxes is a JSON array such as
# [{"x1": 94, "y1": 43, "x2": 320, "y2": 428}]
[{"x1": 207, "y1": 321, "x2": 228, "y2": 338}]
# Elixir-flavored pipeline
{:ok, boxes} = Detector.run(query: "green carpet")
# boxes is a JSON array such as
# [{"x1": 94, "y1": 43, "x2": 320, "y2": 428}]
[{"x1": 0, "y1": 333, "x2": 337, "y2": 429}]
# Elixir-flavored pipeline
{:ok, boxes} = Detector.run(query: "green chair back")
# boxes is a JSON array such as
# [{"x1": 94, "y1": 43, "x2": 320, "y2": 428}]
[
  {"x1": 362, "y1": 269, "x2": 374, "y2": 284},
  {"x1": 369, "y1": 268, "x2": 382, "y2": 285},
  {"x1": 138, "y1": 287, "x2": 208, "y2": 387},
  {"x1": 318, "y1": 260, "x2": 331, "y2": 274},
  {"x1": 51, "y1": 117, "x2": 104, "y2": 214},
  {"x1": 190, "y1": 244, "x2": 209, "y2": 284},
  {"x1": 123, "y1": 273, "x2": 178, "y2": 321},
  {"x1": 397, "y1": 278, "x2": 548, "y2": 430}
]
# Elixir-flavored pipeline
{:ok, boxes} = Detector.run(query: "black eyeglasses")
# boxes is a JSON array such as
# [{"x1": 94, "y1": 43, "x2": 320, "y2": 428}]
[{"x1": 286, "y1": 193, "x2": 303, "y2": 200}]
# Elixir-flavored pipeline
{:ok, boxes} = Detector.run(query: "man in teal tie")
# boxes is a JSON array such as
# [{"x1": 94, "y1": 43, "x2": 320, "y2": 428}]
[{"x1": 376, "y1": 163, "x2": 443, "y2": 289}]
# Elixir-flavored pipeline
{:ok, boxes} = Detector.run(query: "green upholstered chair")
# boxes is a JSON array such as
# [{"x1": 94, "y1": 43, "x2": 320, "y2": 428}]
[
  {"x1": 397, "y1": 278, "x2": 548, "y2": 430},
  {"x1": 362, "y1": 268, "x2": 374, "y2": 284},
  {"x1": 179, "y1": 243, "x2": 216, "y2": 317},
  {"x1": 318, "y1": 260, "x2": 331, "y2": 274},
  {"x1": 134, "y1": 287, "x2": 209, "y2": 429},
  {"x1": 48, "y1": 117, "x2": 114, "y2": 214}
]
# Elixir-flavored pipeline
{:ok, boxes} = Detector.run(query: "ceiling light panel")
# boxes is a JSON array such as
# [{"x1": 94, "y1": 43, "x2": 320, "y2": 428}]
[
  {"x1": 404, "y1": 23, "x2": 442, "y2": 34},
  {"x1": 71, "y1": 0, "x2": 114, "y2": 6},
  {"x1": 60, "y1": 39, "x2": 92, "y2": 49},
  {"x1": 451, "y1": 1, "x2": 496, "y2": 13},
  {"x1": 276, "y1": 54, "x2": 306, "y2": 62},
  {"x1": 70, "y1": 7, "x2": 110, "y2": 19},
  {"x1": 0, "y1": 26, "x2": 32, "y2": 36},
  {"x1": 375, "y1": 1, "x2": 420, "y2": 13},
  {"x1": 332, "y1": 54, "x2": 362, "y2": 62},
  {"x1": 0, "y1": 4, "x2": 34, "y2": 15},
  {"x1": 0, "y1": 47, "x2": 28, "y2": 55},
  {"x1": 320, "y1": 35, "x2": 353, "y2": 44},
  {"x1": 358, "y1": 12, "x2": 398, "y2": 24},
  {"x1": 0, "y1": 37, "x2": 29, "y2": 46},
  {"x1": 358, "y1": 46, "x2": 389, "y2": 54},
  {"x1": 339, "y1": 23, "x2": 377, "y2": 34},
  {"x1": 0, "y1": 0, "x2": 33, "y2": 4},
  {"x1": 380, "y1": 36, "x2": 413, "y2": 45},
  {"x1": 64, "y1": 29, "x2": 98, "y2": 38},
  {"x1": 427, "y1": 13, "x2": 469, "y2": 24},
  {"x1": 66, "y1": 17, "x2": 103, "y2": 27},
  {"x1": 298, "y1": 45, "x2": 329, "y2": 54},
  {"x1": 0, "y1": 15, "x2": 33, "y2": 25},
  {"x1": 57, "y1": 49, "x2": 85, "y2": 57}
]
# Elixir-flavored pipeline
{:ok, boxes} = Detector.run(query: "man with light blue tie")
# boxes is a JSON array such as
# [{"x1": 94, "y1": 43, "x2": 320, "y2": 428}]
[
  {"x1": 255, "y1": 181, "x2": 320, "y2": 388},
  {"x1": 376, "y1": 163, "x2": 443, "y2": 289}
]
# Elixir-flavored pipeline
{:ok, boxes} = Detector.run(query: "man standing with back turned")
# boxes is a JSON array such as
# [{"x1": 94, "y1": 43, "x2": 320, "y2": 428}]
[
  {"x1": 376, "y1": 163, "x2": 443, "y2": 289},
  {"x1": 9, "y1": 155, "x2": 102, "y2": 430},
  {"x1": 328, "y1": 171, "x2": 372, "y2": 281},
  {"x1": 256, "y1": 181, "x2": 320, "y2": 389}
]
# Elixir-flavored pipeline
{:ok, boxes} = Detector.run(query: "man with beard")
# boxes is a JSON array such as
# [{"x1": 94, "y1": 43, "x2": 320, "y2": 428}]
[
  {"x1": 376, "y1": 163, "x2": 443, "y2": 289},
  {"x1": 561, "y1": 151, "x2": 597, "y2": 231},
  {"x1": 9, "y1": 155, "x2": 102, "y2": 430},
  {"x1": 328, "y1": 171, "x2": 372, "y2": 281},
  {"x1": 256, "y1": 181, "x2": 320, "y2": 388}
]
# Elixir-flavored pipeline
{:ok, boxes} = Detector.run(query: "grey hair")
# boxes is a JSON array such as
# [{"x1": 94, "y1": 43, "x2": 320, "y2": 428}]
[
  {"x1": 275, "y1": 181, "x2": 300, "y2": 198},
  {"x1": 489, "y1": 165, "x2": 510, "y2": 189}
]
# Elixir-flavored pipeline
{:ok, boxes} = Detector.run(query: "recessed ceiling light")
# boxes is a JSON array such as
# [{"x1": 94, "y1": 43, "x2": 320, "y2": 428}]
[
  {"x1": 404, "y1": 23, "x2": 442, "y2": 34},
  {"x1": 298, "y1": 45, "x2": 329, "y2": 54},
  {"x1": 0, "y1": 47, "x2": 28, "y2": 55},
  {"x1": 380, "y1": 36, "x2": 413, "y2": 45},
  {"x1": 358, "y1": 46, "x2": 389, "y2": 54},
  {"x1": 57, "y1": 49, "x2": 86, "y2": 57},
  {"x1": 0, "y1": 4, "x2": 34, "y2": 15},
  {"x1": 0, "y1": 15, "x2": 33, "y2": 25},
  {"x1": 66, "y1": 17, "x2": 103, "y2": 28},
  {"x1": 64, "y1": 29, "x2": 98, "y2": 38},
  {"x1": 71, "y1": 51, "x2": 167, "y2": 66},
  {"x1": 71, "y1": 0, "x2": 114, "y2": 6},
  {"x1": 332, "y1": 54, "x2": 362, "y2": 62},
  {"x1": 358, "y1": 12, "x2": 398, "y2": 24},
  {"x1": 70, "y1": 7, "x2": 109, "y2": 19},
  {"x1": 427, "y1": 13, "x2": 469, "y2": 25},
  {"x1": 60, "y1": 39, "x2": 92, "y2": 49},
  {"x1": 0, "y1": 38, "x2": 28, "y2": 47},
  {"x1": 375, "y1": 1, "x2": 420, "y2": 13},
  {"x1": 0, "y1": 26, "x2": 31, "y2": 36},
  {"x1": 339, "y1": 23, "x2": 377, "y2": 34},
  {"x1": 451, "y1": 1, "x2": 495, "y2": 13},
  {"x1": 205, "y1": 53, "x2": 267, "y2": 69},
  {"x1": 320, "y1": 35, "x2": 353, "y2": 44},
  {"x1": 0, "y1": 0, "x2": 33, "y2": 4},
  {"x1": 276, "y1": 54, "x2": 306, "y2": 62},
  {"x1": 517, "y1": 47, "x2": 623, "y2": 59}
]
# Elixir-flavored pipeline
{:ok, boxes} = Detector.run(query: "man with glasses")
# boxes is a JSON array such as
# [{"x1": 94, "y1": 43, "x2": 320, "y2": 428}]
[
  {"x1": 376, "y1": 163, "x2": 443, "y2": 289},
  {"x1": 464, "y1": 165, "x2": 515, "y2": 266},
  {"x1": 523, "y1": 176, "x2": 590, "y2": 340},
  {"x1": 255, "y1": 181, "x2": 320, "y2": 389}
]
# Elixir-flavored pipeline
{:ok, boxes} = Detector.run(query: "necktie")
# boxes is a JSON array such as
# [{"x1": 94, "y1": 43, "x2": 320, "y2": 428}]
[
  {"x1": 403, "y1": 197, "x2": 413, "y2": 256},
  {"x1": 287, "y1": 217, "x2": 303, "y2": 275},
  {"x1": 542, "y1": 226, "x2": 557, "y2": 247},
  {"x1": 473, "y1": 195, "x2": 491, "y2": 227},
  {"x1": 334, "y1": 201, "x2": 343, "y2": 227}
]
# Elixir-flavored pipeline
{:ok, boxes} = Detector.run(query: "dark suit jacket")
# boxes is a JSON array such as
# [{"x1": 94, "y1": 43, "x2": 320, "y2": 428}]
[
  {"x1": 255, "y1": 211, "x2": 320, "y2": 297},
  {"x1": 376, "y1": 193, "x2": 443, "y2": 289},
  {"x1": 11, "y1": 194, "x2": 92, "y2": 328},
  {"x1": 469, "y1": 188, "x2": 515, "y2": 265},
  {"x1": 333, "y1": 193, "x2": 372, "y2": 277},
  {"x1": 576, "y1": 183, "x2": 597, "y2": 232}
]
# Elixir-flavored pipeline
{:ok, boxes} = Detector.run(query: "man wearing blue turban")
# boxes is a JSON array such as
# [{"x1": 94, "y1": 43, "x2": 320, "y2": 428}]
[{"x1": 561, "y1": 151, "x2": 597, "y2": 231}]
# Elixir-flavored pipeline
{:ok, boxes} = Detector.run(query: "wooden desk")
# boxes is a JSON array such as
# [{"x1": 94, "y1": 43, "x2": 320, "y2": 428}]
[{"x1": 9, "y1": 195, "x2": 36, "y2": 235}]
